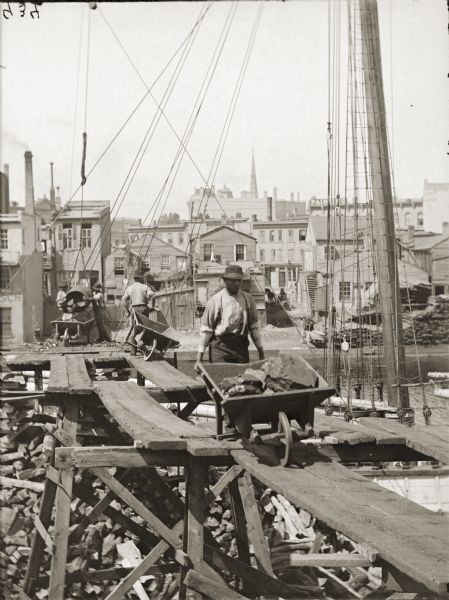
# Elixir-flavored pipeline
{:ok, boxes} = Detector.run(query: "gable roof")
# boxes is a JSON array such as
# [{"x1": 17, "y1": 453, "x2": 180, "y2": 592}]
[
  {"x1": 199, "y1": 224, "x2": 256, "y2": 241},
  {"x1": 413, "y1": 234, "x2": 449, "y2": 251},
  {"x1": 130, "y1": 234, "x2": 185, "y2": 255}
]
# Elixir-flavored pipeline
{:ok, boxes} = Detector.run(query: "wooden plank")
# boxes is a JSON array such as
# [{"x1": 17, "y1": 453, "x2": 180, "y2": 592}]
[
  {"x1": 55, "y1": 445, "x2": 191, "y2": 469},
  {"x1": 204, "y1": 545, "x2": 322, "y2": 599},
  {"x1": 95, "y1": 382, "x2": 187, "y2": 450},
  {"x1": 47, "y1": 356, "x2": 68, "y2": 394},
  {"x1": 358, "y1": 418, "x2": 449, "y2": 464},
  {"x1": 228, "y1": 477, "x2": 252, "y2": 570},
  {"x1": 184, "y1": 570, "x2": 247, "y2": 600},
  {"x1": 314, "y1": 413, "x2": 400, "y2": 445},
  {"x1": 290, "y1": 553, "x2": 370, "y2": 568},
  {"x1": 238, "y1": 471, "x2": 274, "y2": 576},
  {"x1": 231, "y1": 447, "x2": 449, "y2": 595},
  {"x1": 127, "y1": 356, "x2": 206, "y2": 393},
  {"x1": 48, "y1": 400, "x2": 79, "y2": 600},
  {"x1": 66, "y1": 355, "x2": 93, "y2": 394}
]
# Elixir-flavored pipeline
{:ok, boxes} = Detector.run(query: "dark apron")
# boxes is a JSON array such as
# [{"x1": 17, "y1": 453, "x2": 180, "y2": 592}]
[{"x1": 209, "y1": 334, "x2": 249, "y2": 364}]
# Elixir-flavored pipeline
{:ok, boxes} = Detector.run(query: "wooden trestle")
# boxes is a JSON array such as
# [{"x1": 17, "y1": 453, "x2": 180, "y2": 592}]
[{"x1": 2, "y1": 348, "x2": 449, "y2": 599}]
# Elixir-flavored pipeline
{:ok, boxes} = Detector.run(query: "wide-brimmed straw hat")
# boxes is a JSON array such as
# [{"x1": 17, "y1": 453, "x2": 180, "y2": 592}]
[{"x1": 223, "y1": 265, "x2": 244, "y2": 280}]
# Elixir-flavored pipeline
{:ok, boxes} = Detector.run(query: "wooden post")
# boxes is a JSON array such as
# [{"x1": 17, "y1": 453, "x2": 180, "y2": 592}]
[
  {"x1": 359, "y1": 0, "x2": 409, "y2": 408},
  {"x1": 184, "y1": 456, "x2": 207, "y2": 600},
  {"x1": 48, "y1": 399, "x2": 79, "y2": 600}
]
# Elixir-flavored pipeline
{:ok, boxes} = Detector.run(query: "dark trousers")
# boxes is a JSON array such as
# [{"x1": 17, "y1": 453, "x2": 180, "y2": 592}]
[
  {"x1": 130, "y1": 305, "x2": 149, "y2": 353},
  {"x1": 209, "y1": 335, "x2": 249, "y2": 364}
]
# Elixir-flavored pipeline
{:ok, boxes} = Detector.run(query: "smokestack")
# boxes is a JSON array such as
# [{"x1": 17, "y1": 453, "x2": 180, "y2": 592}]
[
  {"x1": 24, "y1": 151, "x2": 35, "y2": 213},
  {"x1": 290, "y1": 192, "x2": 294, "y2": 201},
  {"x1": 297, "y1": 192, "x2": 300, "y2": 201},
  {"x1": 267, "y1": 197, "x2": 273, "y2": 222},
  {"x1": 50, "y1": 162, "x2": 56, "y2": 208},
  {"x1": 55, "y1": 186, "x2": 61, "y2": 211},
  {"x1": 0, "y1": 164, "x2": 10, "y2": 213},
  {"x1": 273, "y1": 187, "x2": 278, "y2": 202}
]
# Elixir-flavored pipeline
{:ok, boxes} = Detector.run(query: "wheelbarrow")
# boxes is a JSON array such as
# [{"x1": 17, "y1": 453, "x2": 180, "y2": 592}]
[
  {"x1": 198, "y1": 359, "x2": 335, "y2": 467},
  {"x1": 127, "y1": 309, "x2": 180, "y2": 361},
  {"x1": 51, "y1": 317, "x2": 97, "y2": 346}
]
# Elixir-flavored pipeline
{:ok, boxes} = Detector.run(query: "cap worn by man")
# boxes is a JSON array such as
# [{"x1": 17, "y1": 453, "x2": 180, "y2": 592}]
[{"x1": 223, "y1": 264, "x2": 244, "y2": 280}]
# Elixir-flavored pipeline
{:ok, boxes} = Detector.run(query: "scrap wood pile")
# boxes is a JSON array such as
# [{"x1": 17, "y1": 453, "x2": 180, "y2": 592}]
[
  {"x1": 219, "y1": 354, "x2": 319, "y2": 398},
  {"x1": 402, "y1": 295, "x2": 449, "y2": 345}
]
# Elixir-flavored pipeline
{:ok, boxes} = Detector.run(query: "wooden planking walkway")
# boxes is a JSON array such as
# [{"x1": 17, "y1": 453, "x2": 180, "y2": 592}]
[
  {"x1": 95, "y1": 381, "x2": 228, "y2": 456},
  {"x1": 314, "y1": 413, "x2": 404, "y2": 445},
  {"x1": 358, "y1": 418, "x2": 449, "y2": 464},
  {"x1": 231, "y1": 446, "x2": 449, "y2": 595},
  {"x1": 47, "y1": 355, "x2": 93, "y2": 395},
  {"x1": 127, "y1": 356, "x2": 207, "y2": 396},
  {"x1": 4, "y1": 348, "x2": 127, "y2": 371}
]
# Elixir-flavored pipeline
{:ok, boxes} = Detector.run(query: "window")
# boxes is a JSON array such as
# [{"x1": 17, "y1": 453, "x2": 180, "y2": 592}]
[
  {"x1": 324, "y1": 245, "x2": 339, "y2": 260},
  {"x1": 339, "y1": 281, "x2": 351, "y2": 300},
  {"x1": 0, "y1": 308, "x2": 12, "y2": 338},
  {"x1": 278, "y1": 230, "x2": 282, "y2": 241},
  {"x1": 114, "y1": 256, "x2": 125, "y2": 275},
  {"x1": 271, "y1": 249, "x2": 276, "y2": 261},
  {"x1": 235, "y1": 244, "x2": 245, "y2": 261},
  {"x1": 405, "y1": 212, "x2": 412, "y2": 226},
  {"x1": 178, "y1": 233, "x2": 184, "y2": 245},
  {"x1": 269, "y1": 230, "x2": 275, "y2": 242},
  {"x1": 288, "y1": 248, "x2": 294, "y2": 262},
  {"x1": 141, "y1": 259, "x2": 150, "y2": 273},
  {"x1": 259, "y1": 230, "x2": 266, "y2": 243},
  {"x1": 204, "y1": 243, "x2": 213, "y2": 262},
  {"x1": 260, "y1": 249, "x2": 265, "y2": 262},
  {"x1": 417, "y1": 212, "x2": 424, "y2": 227},
  {"x1": 161, "y1": 255, "x2": 170, "y2": 268},
  {"x1": 0, "y1": 266, "x2": 10, "y2": 288},
  {"x1": 298, "y1": 229, "x2": 306, "y2": 241},
  {"x1": 63, "y1": 224, "x2": 74, "y2": 249},
  {"x1": 0, "y1": 229, "x2": 8, "y2": 249},
  {"x1": 81, "y1": 224, "x2": 92, "y2": 248},
  {"x1": 288, "y1": 229, "x2": 293, "y2": 240},
  {"x1": 288, "y1": 268, "x2": 296, "y2": 282},
  {"x1": 277, "y1": 249, "x2": 283, "y2": 262}
]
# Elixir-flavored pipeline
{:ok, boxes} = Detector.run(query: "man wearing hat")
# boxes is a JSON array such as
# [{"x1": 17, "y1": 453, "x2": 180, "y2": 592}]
[
  {"x1": 195, "y1": 264, "x2": 265, "y2": 368},
  {"x1": 92, "y1": 282, "x2": 111, "y2": 342},
  {"x1": 123, "y1": 274, "x2": 155, "y2": 354}
]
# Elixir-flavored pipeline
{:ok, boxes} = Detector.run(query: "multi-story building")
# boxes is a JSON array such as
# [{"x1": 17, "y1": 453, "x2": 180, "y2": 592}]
[
  {"x1": 423, "y1": 180, "x2": 449, "y2": 234},
  {"x1": 198, "y1": 225, "x2": 257, "y2": 268},
  {"x1": 307, "y1": 196, "x2": 424, "y2": 230},
  {"x1": 111, "y1": 217, "x2": 141, "y2": 247},
  {"x1": 54, "y1": 200, "x2": 111, "y2": 288},
  {"x1": 0, "y1": 151, "x2": 43, "y2": 344},
  {"x1": 252, "y1": 216, "x2": 309, "y2": 290},
  {"x1": 129, "y1": 222, "x2": 189, "y2": 253}
]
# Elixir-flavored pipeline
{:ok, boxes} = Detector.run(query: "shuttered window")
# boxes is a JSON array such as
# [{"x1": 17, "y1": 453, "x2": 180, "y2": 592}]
[{"x1": 0, "y1": 308, "x2": 12, "y2": 337}]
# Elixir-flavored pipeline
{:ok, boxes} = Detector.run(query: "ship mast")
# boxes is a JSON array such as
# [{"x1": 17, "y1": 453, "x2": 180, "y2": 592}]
[{"x1": 359, "y1": 0, "x2": 409, "y2": 408}]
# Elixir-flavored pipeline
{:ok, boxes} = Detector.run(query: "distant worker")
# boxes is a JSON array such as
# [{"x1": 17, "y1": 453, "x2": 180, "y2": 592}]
[
  {"x1": 278, "y1": 287, "x2": 287, "y2": 304},
  {"x1": 92, "y1": 282, "x2": 111, "y2": 342},
  {"x1": 195, "y1": 264, "x2": 265, "y2": 369},
  {"x1": 123, "y1": 275, "x2": 155, "y2": 354},
  {"x1": 56, "y1": 284, "x2": 68, "y2": 312}
]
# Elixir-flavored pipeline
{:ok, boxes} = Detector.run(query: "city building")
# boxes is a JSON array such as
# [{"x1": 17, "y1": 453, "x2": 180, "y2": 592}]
[
  {"x1": 423, "y1": 180, "x2": 449, "y2": 234},
  {"x1": 0, "y1": 151, "x2": 43, "y2": 344},
  {"x1": 54, "y1": 200, "x2": 111, "y2": 288},
  {"x1": 197, "y1": 225, "x2": 257, "y2": 267},
  {"x1": 111, "y1": 217, "x2": 141, "y2": 247},
  {"x1": 252, "y1": 216, "x2": 309, "y2": 290}
]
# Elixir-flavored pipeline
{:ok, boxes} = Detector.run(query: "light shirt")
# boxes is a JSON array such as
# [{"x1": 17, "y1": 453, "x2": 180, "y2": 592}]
[
  {"x1": 123, "y1": 282, "x2": 154, "y2": 306},
  {"x1": 201, "y1": 288, "x2": 259, "y2": 337}
]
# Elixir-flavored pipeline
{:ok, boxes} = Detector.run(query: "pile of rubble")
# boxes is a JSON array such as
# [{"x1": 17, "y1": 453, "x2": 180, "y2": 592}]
[{"x1": 403, "y1": 295, "x2": 449, "y2": 345}]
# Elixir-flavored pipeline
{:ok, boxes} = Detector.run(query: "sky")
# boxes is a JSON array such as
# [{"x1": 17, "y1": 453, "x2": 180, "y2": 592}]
[{"x1": 1, "y1": 0, "x2": 447, "y2": 222}]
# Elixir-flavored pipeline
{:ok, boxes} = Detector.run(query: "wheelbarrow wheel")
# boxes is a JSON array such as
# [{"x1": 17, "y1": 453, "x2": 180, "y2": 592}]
[
  {"x1": 144, "y1": 339, "x2": 157, "y2": 362},
  {"x1": 278, "y1": 411, "x2": 293, "y2": 467}
]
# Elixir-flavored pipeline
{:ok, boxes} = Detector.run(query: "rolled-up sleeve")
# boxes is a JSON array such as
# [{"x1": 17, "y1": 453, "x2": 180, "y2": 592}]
[
  {"x1": 200, "y1": 297, "x2": 218, "y2": 334},
  {"x1": 248, "y1": 295, "x2": 259, "y2": 330}
]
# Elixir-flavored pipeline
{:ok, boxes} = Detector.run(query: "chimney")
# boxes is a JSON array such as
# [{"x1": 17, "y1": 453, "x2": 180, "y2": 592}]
[
  {"x1": 50, "y1": 162, "x2": 56, "y2": 208},
  {"x1": 55, "y1": 186, "x2": 61, "y2": 211},
  {"x1": 290, "y1": 192, "x2": 294, "y2": 201},
  {"x1": 297, "y1": 192, "x2": 300, "y2": 201},
  {"x1": 442, "y1": 222, "x2": 449, "y2": 234},
  {"x1": 24, "y1": 151, "x2": 35, "y2": 213},
  {"x1": 251, "y1": 214, "x2": 257, "y2": 223},
  {"x1": 0, "y1": 164, "x2": 10, "y2": 213},
  {"x1": 263, "y1": 190, "x2": 267, "y2": 199},
  {"x1": 273, "y1": 187, "x2": 278, "y2": 202},
  {"x1": 267, "y1": 197, "x2": 273, "y2": 222}
]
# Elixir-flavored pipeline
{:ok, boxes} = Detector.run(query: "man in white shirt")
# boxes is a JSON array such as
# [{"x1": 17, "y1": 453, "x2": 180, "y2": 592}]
[{"x1": 195, "y1": 264, "x2": 265, "y2": 368}]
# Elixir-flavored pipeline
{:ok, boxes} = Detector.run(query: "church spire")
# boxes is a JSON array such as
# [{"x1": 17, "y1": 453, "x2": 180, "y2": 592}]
[{"x1": 250, "y1": 148, "x2": 258, "y2": 198}]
